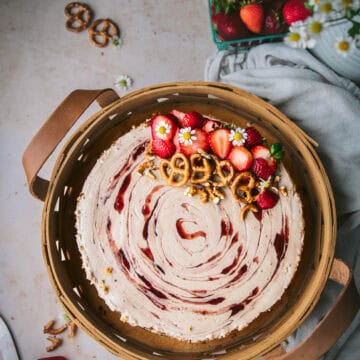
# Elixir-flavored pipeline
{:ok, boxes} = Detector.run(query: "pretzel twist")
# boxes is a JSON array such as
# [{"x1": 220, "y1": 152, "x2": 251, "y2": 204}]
[
  {"x1": 64, "y1": 2, "x2": 93, "y2": 32},
  {"x1": 190, "y1": 154, "x2": 212, "y2": 184},
  {"x1": 88, "y1": 19, "x2": 120, "y2": 48},
  {"x1": 211, "y1": 156, "x2": 234, "y2": 187},
  {"x1": 160, "y1": 153, "x2": 190, "y2": 187},
  {"x1": 231, "y1": 172, "x2": 257, "y2": 203}
]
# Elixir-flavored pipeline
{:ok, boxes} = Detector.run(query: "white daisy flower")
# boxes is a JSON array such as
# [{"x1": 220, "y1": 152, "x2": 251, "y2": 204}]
[
  {"x1": 229, "y1": 127, "x2": 247, "y2": 146},
  {"x1": 285, "y1": 22, "x2": 317, "y2": 49},
  {"x1": 179, "y1": 127, "x2": 196, "y2": 145},
  {"x1": 154, "y1": 120, "x2": 170, "y2": 140},
  {"x1": 112, "y1": 36, "x2": 122, "y2": 48},
  {"x1": 259, "y1": 177, "x2": 272, "y2": 190},
  {"x1": 334, "y1": 0, "x2": 360, "y2": 11},
  {"x1": 309, "y1": 0, "x2": 321, "y2": 10},
  {"x1": 335, "y1": 36, "x2": 354, "y2": 56},
  {"x1": 355, "y1": 34, "x2": 360, "y2": 49},
  {"x1": 115, "y1": 75, "x2": 133, "y2": 90},
  {"x1": 306, "y1": 13, "x2": 327, "y2": 37}
]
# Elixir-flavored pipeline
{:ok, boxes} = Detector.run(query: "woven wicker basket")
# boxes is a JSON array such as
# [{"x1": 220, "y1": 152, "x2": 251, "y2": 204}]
[{"x1": 23, "y1": 83, "x2": 360, "y2": 360}]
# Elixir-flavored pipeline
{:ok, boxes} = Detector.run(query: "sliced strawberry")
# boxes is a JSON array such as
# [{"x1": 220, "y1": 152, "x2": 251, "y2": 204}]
[
  {"x1": 181, "y1": 111, "x2": 205, "y2": 128},
  {"x1": 170, "y1": 109, "x2": 186, "y2": 122},
  {"x1": 251, "y1": 145, "x2": 271, "y2": 159},
  {"x1": 173, "y1": 127, "x2": 181, "y2": 152},
  {"x1": 152, "y1": 139, "x2": 176, "y2": 159},
  {"x1": 228, "y1": 146, "x2": 253, "y2": 171},
  {"x1": 257, "y1": 190, "x2": 279, "y2": 209},
  {"x1": 203, "y1": 118, "x2": 221, "y2": 133},
  {"x1": 180, "y1": 128, "x2": 210, "y2": 157},
  {"x1": 251, "y1": 158, "x2": 275, "y2": 179},
  {"x1": 208, "y1": 128, "x2": 232, "y2": 159},
  {"x1": 151, "y1": 114, "x2": 178, "y2": 141},
  {"x1": 245, "y1": 127, "x2": 263, "y2": 147}
]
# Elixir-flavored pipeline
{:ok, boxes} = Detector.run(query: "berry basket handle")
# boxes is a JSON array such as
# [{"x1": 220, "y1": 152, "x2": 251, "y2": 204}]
[
  {"x1": 264, "y1": 258, "x2": 360, "y2": 360},
  {"x1": 22, "y1": 89, "x2": 119, "y2": 201}
]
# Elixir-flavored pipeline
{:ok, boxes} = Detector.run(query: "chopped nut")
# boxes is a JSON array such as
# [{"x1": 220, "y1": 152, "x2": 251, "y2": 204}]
[
  {"x1": 240, "y1": 204, "x2": 259, "y2": 221},
  {"x1": 68, "y1": 320, "x2": 77, "y2": 338},
  {"x1": 104, "y1": 267, "x2": 113, "y2": 275},
  {"x1": 46, "y1": 336, "x2": 62, "y2": 352},
  {"x1": 279, "y1": 186, "x2": 288, "y2": 196}
]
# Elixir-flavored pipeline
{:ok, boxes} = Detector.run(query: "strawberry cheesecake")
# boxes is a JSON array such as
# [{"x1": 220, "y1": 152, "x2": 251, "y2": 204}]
[{"x1": 75, "y1": 110, "x2": 304, "y2": 342}]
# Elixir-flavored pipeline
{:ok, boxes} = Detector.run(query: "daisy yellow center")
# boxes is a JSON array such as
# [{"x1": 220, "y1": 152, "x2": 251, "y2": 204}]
[
  {"x1": 289, "y1": 33, "x2": 301, "y2": 42},
  {"x1": 183, "y1": 132, "x2": 191, "y2": 140},
  {"x1": 119, "y1": 79, "x2": 127, "y2": 87},
  {"x1": 341, "y1": 0, "x2": 352, "y2": 6},
  {"x1": 158, "y1": 126, "x2": 167, "y2": 135},
  {"x1": 233, "y1": 133, "x2": 243, "y2": 141},
  {"x1": 320, "y1": 3, "x2": 332, "y2": 12},
  {"x1": 310, "y1": 22, "x2": 323, "y2": 34},
  {"x1": 338, "y1": 41, "x2": 350, "y2": 51}
]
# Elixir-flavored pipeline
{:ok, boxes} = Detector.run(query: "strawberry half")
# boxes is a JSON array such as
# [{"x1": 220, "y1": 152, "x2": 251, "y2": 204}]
[
  {"x1": 180, "y1": 128, "x2": 210, "y2": 157},
  {"x1": 257, "y1": 189, "x2": 279, "y2": 209},
  {"x1": 240, "y1": 4, "x2": 264, "y2": 34},
  {"x1": 208, "y1": 128, "x2": 232, "y2": 159},
  {"x1": 245, "y1": 126, "x2": 263, "y2": 147},
  {"x1": 152, "y1": 139, "x2": 176, "y2": 159},
  {"x1": 282, "y1": 0, "x2": 311, "y2": 25},
  {"x1": 251, "y1": 144, "x2": 271, "y2": 159},
  {"x1": 203, "y1": 118, "x2": 221, "y2": 133},
  {"x1": 251, "y1": 145, "x2": 277, "y2": 176},
  {"x1": 228, "y1": 146, "x2": 253, "y2": 171},
  {"x1": 151, "y1": 114, "x2": 178, "y2": 141},
  {"x1": 170, "y1": 109, "x2": 186, "y2": 122},
  {"x1": 251, "y1": 158, "x2": 275, "y2": 179},
  {"x1": 181, "y1": 111, "x2": 205, "y2": 128}
]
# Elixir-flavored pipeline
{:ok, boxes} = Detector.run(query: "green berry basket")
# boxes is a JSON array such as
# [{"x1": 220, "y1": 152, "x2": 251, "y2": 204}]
[{"x1": 208, "y1": 0, "x2": 287, "y2": 51}]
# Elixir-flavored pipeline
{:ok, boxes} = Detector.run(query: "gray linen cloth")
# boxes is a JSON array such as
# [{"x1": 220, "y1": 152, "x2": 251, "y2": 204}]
[{"x1": 205, "y1": 44, "x2": 360, "y2": 359}]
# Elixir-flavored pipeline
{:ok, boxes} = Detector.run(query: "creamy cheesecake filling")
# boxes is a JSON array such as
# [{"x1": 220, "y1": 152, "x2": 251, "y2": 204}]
[{"x1": 75, "y1": 124, "x2": 304, "y2": 342}]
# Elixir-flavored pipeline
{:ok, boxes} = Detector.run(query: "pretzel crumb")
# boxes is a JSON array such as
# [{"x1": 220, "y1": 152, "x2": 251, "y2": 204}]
[
  {"x1": 145, "y1": 169, "x2": 156, "y2": 181},
  {"x1": 46, "y1": 336, "x2": 62, "y2": 352},
  {"x1": 43, "y1": 319, "x2": 67, "y2": 335},
  {"x1": 137, "y1": 160, "x2": 153, "y2": 175},
  {"x1": 68, "y1": 320, "x2": 77, "y2": 338},
  {"x1": 104, "y1": 267, "x2": 113, "y2": 275},
  {"x1": 43, "y1": 320, "x2": 55, "y2": 333},
  {"x1": 279, "y1": 186, "x2": 288, "y2": 196},
  {"x1": 240, "y1": 204, "x2": 259, "y2": 221}
]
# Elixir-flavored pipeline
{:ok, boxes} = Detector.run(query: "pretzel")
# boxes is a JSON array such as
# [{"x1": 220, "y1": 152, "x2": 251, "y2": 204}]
[
  {"x1": 190, "y1": 154, "x2": 212, "y2": 184},
  {"x1": 46, "y1": 336, "x2": 62, "y2": 352},
  {"x1": 43, "y1": 319, "x2": 67, "y2": 335},
  {"x1": 64, "y1": 2, "x2": 93, "y2": 33},
  {"x1": 211, "y1": 156, "x2": 234, "y2": 187},
  {"x1": 88, "y1": 19, "x2": 120, "y2": 48},
  {"x1": 240, "y1": 203, "x2": 258, "y2": 221},
  {"x1": 160, "y1": 153, "x2": 190, "y2": 187},
  {"x1": 68, "y1": 320, "x2": 77, "y2": 338},
  {"x1": 231, "y1": 172, "x2": 257, "y2": 203}
]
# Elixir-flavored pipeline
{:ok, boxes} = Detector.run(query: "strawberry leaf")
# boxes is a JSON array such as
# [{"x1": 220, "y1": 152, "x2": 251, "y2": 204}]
[{"x1": 348, "y1": 21, "x2": 360, "y2": 38}]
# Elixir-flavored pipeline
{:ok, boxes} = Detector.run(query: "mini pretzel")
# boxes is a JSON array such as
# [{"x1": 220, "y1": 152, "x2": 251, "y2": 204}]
[
  {"x1": 231, "y1": 172, "x2": 256, "y2": 203},
  {"x1": 88, "y1": 19, "x2": 120, "y2": 48},
  {"x1": 64, "y1": 2, "x2": 93, "y2": 33},
  {"x1": 211, "y1": 156, "x2": 234, "y2": 187},
  {"x1": 160, "y1": 153, "x2": 190, "y2": 187},
  {"x1": 190, "y1": 154, "x2": 212, "y2": 184},
  {"x1": 240, "y1": 203, "x2": 258, "y2": 221}
]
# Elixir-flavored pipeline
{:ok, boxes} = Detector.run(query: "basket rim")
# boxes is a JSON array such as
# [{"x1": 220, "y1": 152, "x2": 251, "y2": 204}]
[{"x1": 41, "y1": 81, "x2": 337, "y2": 360}]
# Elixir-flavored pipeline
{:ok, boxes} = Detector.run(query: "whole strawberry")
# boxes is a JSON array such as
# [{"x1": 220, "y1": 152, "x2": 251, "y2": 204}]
[
  {"x1": 245, "y1": 126, "x2": 262, "y2": 147},
  {"x1": 282, "y1": 0, "x2": 311, "y2": 25},
  {"x1": 257, "y1": 189, "x2": 279, "y2": 209},
  {"x1": 240, "y1": 2, "x2": 264, "y2": 34},
  {"x1": 152, "y1": 139, "x2": 176, "y2": 159},
  {"x1": 264, "y1": 9, "x2": 284, "y2": 35},
  {"x1": 217, "y1": 12, "x2": 249, "y2": 40},
  {"x1": 181, "y1": 111, "x2": 205, "y2": 129}
]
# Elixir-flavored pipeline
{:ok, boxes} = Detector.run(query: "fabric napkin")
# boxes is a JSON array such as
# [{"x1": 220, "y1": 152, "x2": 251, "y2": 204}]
[{"x1": 204, "y1": 43, "x2": 360, "y2": 359}]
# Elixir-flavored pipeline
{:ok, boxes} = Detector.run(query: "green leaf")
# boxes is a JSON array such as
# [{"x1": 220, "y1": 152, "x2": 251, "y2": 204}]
[
  {"x1": 273, "y1": 151, "x2": 284, "y2": 160},
  {"x1": 270, "y1": 142, "x2": 282, "y2": 155},
  {"x1": 348, "y1": 21, "x2": 360, "y2": 38}
]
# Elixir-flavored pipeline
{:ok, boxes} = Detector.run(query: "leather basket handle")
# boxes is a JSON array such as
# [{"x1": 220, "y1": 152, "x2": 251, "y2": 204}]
[
  {"x1": 264, "y1": 258, "x2": 360, "y2": 360},
  {"x1": 22, "y1": 89, "x2": 119, "y2": 201}
]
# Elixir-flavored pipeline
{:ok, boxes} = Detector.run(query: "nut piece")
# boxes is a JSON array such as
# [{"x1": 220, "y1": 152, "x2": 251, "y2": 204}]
[
  {"x1": 46, "y1": 336, "x2": 62, "y2": 352},
  {"x1": 240, "y1": 204, "x2": 259, "y2": 221}
]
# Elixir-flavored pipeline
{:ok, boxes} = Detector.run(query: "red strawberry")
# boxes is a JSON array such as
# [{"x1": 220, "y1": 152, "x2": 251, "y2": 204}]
[
  {"x1": 208, "y1": 128, "x2": 232, "y2": 159},
  {"x1": 151, "y1": 114, "x2": 178, "y2": 141},
  {"x1": 228, "y1": 146, "x2": 253, "y2": 171},
  {"x1": 203, "y1": 118, "x2": 221, "y2": 133},
  {"x1": 173, "y1": 128, "x2": 181, "y2": 152},
  {"x1": 251, "y1": 158, "x2": 275, "y2": 179},
  {"x1": 282, "y1": 0, "x2": 311, "y2": 25},
  {"x1": 180, "y1": 128, "x2": 210, "y2": 157},
  {"x1": 264, "y1": 9, "x2": 284, "y2": 35},
  {"x1": 152, "y1": 139, "x2": 176, "y2": 159},
  {"x1": 171, "y1": 109, "x2": 186, "y2": 122},
  {"x1": 240, "y1": 4, "x2": 264, "y2": 34},
  {"x1": 245, "y1": 126, "x2": 263, "y2": 147},
  {"x1": 251, "y1": 144, "x2": 277, "y2": 173},
  {"x1": 257, "y1": 190, "x2": 279, "y2": 209},
  {"x1": 181, "y1": 111, "x2": 205, "y2": 128},
  {"x1": 217, "y1": 13, "x2": 249, "y2": 41}
]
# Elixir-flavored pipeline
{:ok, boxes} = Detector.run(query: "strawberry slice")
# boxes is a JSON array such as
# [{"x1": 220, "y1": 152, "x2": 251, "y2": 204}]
[
  {"x1": 152, "y1": 139, "x2": 176, "y2": 159},
  {"x1": 257, "y1": 190, "x2": 279, "y2": 209},
  {"x1": 170, "y1": 109, "x2": 186, "y2": 122},
  {"x1": 203, "y1": 118, "x2": 221, "y2": 133},
  {"x1": 181, "y1": 111, "x2": 205, "y2": 128},
  {"x1": 180, "y1": 128, "x2": 210, "y2": 157},
  {"x1": 251, "y1": 145, "x2": 271, "y2": 159},
  {"x1": 227, "y1": 146, "x2": 253, "y2": 171},
  {"x1": 151, "y1": 114, "x2": 178, "y2": 141},
  {"x1": 208, "y1": 128, "x2": 232, "y2": 159}
]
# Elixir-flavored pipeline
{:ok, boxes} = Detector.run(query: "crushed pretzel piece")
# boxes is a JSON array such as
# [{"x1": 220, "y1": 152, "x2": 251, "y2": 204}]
[
  {"x1": 145, "y1": 143, "x2": 154, "y2": 158},
  {"x1": 212, "y1": 187, "x2": 224, "y2": 200},
  {"x1": 137, "y1": 160, "x2": 153, "y2": 175},
  {"x1": 46, "y1": 336, "x2": 62, "y2": 352},
  {"x1": 185, "y1": 186, "x2": 198, "y2": 197},
  {"x1": 43, "y1": 320, "x2": 55, "y2": 334},
  {"x1": 197, "y1": 188, "x2": 209, "y2": 203},
  {"x1": 279, "y1": 186, "x2": 288, "y2": 196},
  {"x1": 68, "y1": 320, "x2": 77, "y2": 338},
  {"x1": 240, "y1": 204, "x2": 259, "y2": 221},
  {"x1": 144, "y1": 169, "x2": 156, "y2": 180},
  {"x1": 104, "y1": 267, "x2": 113, "y2": 275}
]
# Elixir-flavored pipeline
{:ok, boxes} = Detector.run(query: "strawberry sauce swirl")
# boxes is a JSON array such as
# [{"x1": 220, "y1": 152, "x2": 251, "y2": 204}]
[{"x1": 76, "y1": 125, "x2": 304, "y2": 341}]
